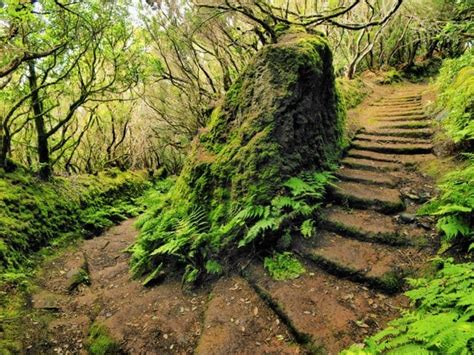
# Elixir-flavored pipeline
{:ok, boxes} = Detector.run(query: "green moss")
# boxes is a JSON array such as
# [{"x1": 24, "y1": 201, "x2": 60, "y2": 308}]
[
  {"x1": 377, "y1": 68, "x2": 403, "y2": 85},
  {"x1": 132, "y1": 34, "x2": 344, "y2": 283},
  {"x1": 336, "y1": 77, "x2": 369, "y2": 110},
  {"x1": 436, "y1": 50, "x2": 474, "y2": 146},
  {"x1": 87, "y1": 323, "x2": 122, "y2": 355},
  {"x1": 67, "y1": 268, "x2": 91, "y2": 292},
  {"x1": 0, "y1": 168, "x2": 150, "y2": 277}
]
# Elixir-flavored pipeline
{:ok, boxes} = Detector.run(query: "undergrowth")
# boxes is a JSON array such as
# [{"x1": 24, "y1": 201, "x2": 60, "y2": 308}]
[
  {"x1": 419, "y1": 156, "x2": 473, "y2": 252},
  {"x1": 343, "y1": 259, "x2": 474, "y2": 354},
  {"x1": 419, "y1": 51, "x2": 473, "y2": 252},
  {"x1": 132, "y1": 171, "x2": 333, "y2": 285},
  {"x1": 435, "y1": 49, "x2": 473, "y2": 146},
  {"x1": 0, "y1": 167, "x2": 151, "y2": 282},
  {"x1": 264, "y1": 252, "x2": 305, "y2": 280}
]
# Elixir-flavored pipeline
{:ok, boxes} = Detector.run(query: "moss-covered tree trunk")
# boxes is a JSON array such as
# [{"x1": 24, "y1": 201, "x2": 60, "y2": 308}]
[{"x1": 132, "y1": 32, "x2": 345, "y2": 282}]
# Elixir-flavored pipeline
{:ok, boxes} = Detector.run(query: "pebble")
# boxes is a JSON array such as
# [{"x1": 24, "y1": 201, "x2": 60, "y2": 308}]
[{"x1": 399, "y1": 212, "x2": 416, "y2": 223}]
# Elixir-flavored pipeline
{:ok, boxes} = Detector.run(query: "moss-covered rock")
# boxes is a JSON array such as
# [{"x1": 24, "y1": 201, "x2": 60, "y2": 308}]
[
  {"x1": 0, "y1": 168, "x2": 150, "y2": 274},
  {"x1": 132, "y1": 33, "x2": 345, "y2": 282}
]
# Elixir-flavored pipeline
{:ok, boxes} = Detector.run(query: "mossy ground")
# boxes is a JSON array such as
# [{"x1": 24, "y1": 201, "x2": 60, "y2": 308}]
[
  {"x1": 0, "y1": 168, "x2": 150, "y2": 352},
  {"x1": 0, "y1": 167, "x2": 150, "y2": 276},
  {"x1": 87, "y1": 323, "x2": 122, "y2": 355}
]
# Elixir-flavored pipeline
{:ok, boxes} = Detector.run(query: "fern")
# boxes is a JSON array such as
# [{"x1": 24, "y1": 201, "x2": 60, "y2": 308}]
[
  {"x1": 132, "y1": 170, "x2": 333, "y2": 283},
  {"x1": 419, "y1": 162, "x2": 474, "y2": 250},
  {"x1": 300, "y1": 219, "x2": 315, "y2": 238},
  {"x1": 238, "y1": 216, "x2": 282, "y2": 247},
  {"x1": 342, "y1": 260, "x2": 474, "y2": 354}
]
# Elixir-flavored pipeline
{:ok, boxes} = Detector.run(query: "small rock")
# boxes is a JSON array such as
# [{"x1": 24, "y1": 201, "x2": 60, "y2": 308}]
[
  {"x1": 32, "y1": 291, "x2": 63, "y2": 311},
  {"x1": 399, "y1": 212, "x2": 416, "y2": 224},
  {"x1": 419, "y1": 221, "x2": 431, "y2": 230},
  {"x1": 355, "y1": 320, "x2": 369, "y2": 328},
  {"x1": 405, "y1": 193, "x2": 419, "y2": 200}
]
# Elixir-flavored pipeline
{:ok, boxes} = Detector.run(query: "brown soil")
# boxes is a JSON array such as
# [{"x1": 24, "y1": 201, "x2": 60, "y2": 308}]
[{"x1": 16, "y1": 83, "x2": 439, "y2": 354}]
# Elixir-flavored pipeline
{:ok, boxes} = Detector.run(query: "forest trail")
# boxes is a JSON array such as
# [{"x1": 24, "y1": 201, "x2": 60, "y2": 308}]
[{"x1": 22, "y1": 85, "x2": 438, "y2": 354}]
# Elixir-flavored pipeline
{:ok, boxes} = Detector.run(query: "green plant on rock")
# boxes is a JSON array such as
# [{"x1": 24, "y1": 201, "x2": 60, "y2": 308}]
[
  {"x1": 131, "y1": 33, "x2": 344, "y2": 285},
  {"x1": 87, "y1": 323, "x2": 122, "y2": 355},
  {"x1": 343, "y1": 259, "x2": 474, "y2": 354},
  {"x1": 132, "y1": 171, "x2": 333, "y2": 284},
  {"x1": 264, "y1": 252, "x2": 306, "y2": 281}
]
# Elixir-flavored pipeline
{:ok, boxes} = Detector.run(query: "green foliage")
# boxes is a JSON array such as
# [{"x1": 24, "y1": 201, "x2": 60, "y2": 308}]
[
  {"x1": 419, "y1": 160, "x2": 473, "y2": 251},
  {"x1": 377, "y1": 69, "x2": 403, "y2": 85},
  {"x1": 0, "y1": 169, "x2": 150, "y2": 279},
  {"x1": 132, "y1": 171, "x2": 332, "y2": 284},
  {"x1": 436, "y1": 50, "x2": 474, "y2": 144},
  {"x1": 67, "y1": 268, "x2": 91, "y2": 292},
  {"x1": 336, "y1": 77, "x2": 369, "y2": 110},
  {"x1": 87, "y1": 323, "x2": 122, "y2": 355},
  {"x1": 264, "y1": 252, "x2": 305, "y2": 281},
  {"x1": 343, "y1": 259, "x2": 474, "y2": 354}
]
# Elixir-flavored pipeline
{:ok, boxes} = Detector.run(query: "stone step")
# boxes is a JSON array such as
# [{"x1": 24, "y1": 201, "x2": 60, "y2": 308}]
[
  {"x1": 363, "y1": 128, "x2": 433, "y2": 139},
  {"x1": 377, "y1": 97, "x2": 421, "y2": 105},
  {"x1": 346, "y1": 149, "x2": 400, "y2": 163},
  {"x1": 370, "y1": 102, "x2": 422, "y2": 108},
  {"x1": 382, "y1": 94, "x2": 421, "y2": 98},
  {"x1": 195, "y1": 277, "x2": 299, "y2": 354},
  {"x1": 346, "y1": 150, "x2": 436, "y2": 166},
  {"x1": 379, "y1": 121, "x2": 431, "y2": 129},
  {"x1": 352, "y1": 140, "x2": 433, "y2": 154},
  {"x1": 244, "y1": 263, "x2": 408, "y2": 353},
  {"x1": 320, "y1": 206, "x2": 414, "y2": 245},
  {"x1": 375, "y1": 110, "x2": 426, "y2": 118},
  {"x1": 298, "y1": 232, "x2": 416, "y2": 292},
  {"x1": 330, "y1": 181, "x2": 404, "y2": 213},
  {"x1": 376, "y1": 115, "x2": 429, "y2": 122},
  {"x1": 335, "y1": 167, "x2": 399, "y2": 188},
  {"x1": 355, "y1": 134, "x2": 431, "y2": 145},
  {"x1": 342, "y1": 157, "x2": 401, "y2": 171}
]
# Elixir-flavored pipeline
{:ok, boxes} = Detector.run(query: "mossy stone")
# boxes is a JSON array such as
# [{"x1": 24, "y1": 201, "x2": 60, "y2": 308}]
[{"x1": 133, "y1": 33, "x2": 345, "y2": 278}]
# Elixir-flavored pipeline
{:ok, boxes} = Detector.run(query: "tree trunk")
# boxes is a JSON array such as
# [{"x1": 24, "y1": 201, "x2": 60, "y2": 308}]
[
  {"x1": 28, "y1": 60, "x2": 51, "y2": 180},
  {"x1": 0, "y1": 123, "x2": 10, "y2": 169}
]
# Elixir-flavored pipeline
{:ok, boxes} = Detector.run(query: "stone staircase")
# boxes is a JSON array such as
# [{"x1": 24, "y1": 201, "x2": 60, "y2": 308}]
[{"x1": 238, "y1": 90, "x2": 436, "y2": 353}]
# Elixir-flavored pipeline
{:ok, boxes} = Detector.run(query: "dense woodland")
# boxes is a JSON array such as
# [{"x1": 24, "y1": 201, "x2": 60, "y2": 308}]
[
  {"x1": 1, "y1": 0, "x2": 470, "y2": 177},
  {"x1": 1, "y1": 0, "x2": 473, "y2": 354}
]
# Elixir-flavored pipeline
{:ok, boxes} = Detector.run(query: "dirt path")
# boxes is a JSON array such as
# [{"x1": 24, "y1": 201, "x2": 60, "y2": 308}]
[{"x1": 22, "y1": 85, "x2": 438, "y2": 354}]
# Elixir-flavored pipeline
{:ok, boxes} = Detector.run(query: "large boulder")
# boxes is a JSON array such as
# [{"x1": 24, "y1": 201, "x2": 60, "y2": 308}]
[{"x1": 132, "y1": 33, "x2": 345, "y2": 282}]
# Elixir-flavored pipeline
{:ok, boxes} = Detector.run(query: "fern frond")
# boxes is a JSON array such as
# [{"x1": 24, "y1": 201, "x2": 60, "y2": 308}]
[
  {"x1": 300, "y1": 219, "x2": 315, "y2": 238},
  {"x1": 238, "y1": 217, "x2": 282, "y2": 247}
]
